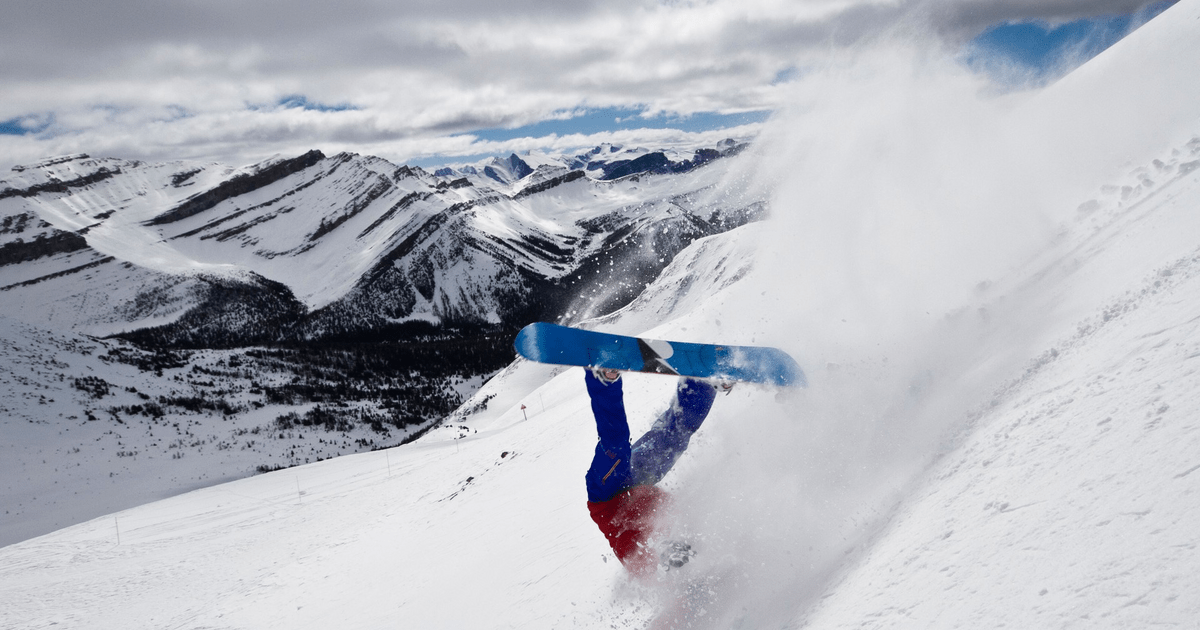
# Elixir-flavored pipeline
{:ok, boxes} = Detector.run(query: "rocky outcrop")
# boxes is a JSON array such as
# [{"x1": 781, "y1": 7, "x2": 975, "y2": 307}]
[
  {"x1": 147, "y1": 150, "x2": 326, "y2": 225},
  {"x1": 0, "y1": 166, "x2": 122, "y2": 200},
  {"x1": 0, "y1": 230, "x2": 90, "y2": 266},
  {"x1": 513, "y1": 169, "x2": 586, "y2": 199}
]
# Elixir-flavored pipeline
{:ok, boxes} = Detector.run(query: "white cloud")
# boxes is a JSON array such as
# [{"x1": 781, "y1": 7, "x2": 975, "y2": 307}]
[{"x1": 0, "y1": 0, "x2": 1172, "y2": 170}]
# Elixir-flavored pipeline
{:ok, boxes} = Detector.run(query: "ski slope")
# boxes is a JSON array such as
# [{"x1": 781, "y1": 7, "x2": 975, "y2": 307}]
[{"x1": 3, "y1": 2, "x2": 1200, "y2": 628}]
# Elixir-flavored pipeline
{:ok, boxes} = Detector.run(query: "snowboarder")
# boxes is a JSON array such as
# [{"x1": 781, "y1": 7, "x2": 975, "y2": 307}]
[{"x1": 583, "y1": 367, "x2": 725, "y2": 576}]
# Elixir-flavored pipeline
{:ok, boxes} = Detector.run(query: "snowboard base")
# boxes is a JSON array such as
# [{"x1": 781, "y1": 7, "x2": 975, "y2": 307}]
[{"x1": 514, "y1": 323, "x2": 805, "y2": 388}]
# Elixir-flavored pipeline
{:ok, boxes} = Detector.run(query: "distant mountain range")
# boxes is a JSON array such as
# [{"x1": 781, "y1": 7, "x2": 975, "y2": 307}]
[{"x1": 0, "y1": 139, "x2": 758, "y2": 347}]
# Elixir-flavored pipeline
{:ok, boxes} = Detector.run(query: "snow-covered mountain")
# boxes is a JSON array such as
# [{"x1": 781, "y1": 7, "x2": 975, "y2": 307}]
[
  {"x1": 0, "y1": 137, "x2": 760, "y2": 547},
  {"x1": 2, "y1": 1, "x2": 1199, "y2": 627},
  {"x1": 0, "y1": 139, "x2": 754, "y2": 344}
]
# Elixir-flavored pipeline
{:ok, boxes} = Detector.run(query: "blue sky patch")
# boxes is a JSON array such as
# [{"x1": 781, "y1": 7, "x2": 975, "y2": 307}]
[
  {"x1": 965, "y1": 1, "x2": 1175, "y2": 80},
  {"x1": 771, "y1": 67, "x2": 802, "y2": 85},
  {"x1": 0, "y1": 119, "x2": 26, "y2": 135},
  {"x1": 0, "y1": 115, "x2": 52, "y2": 136},
  {"x1": 465, "y1": 107, "x2": 770, "y2": 143},
  {"x1": 277, "y1": 95, "x2": 357, "y2": 112}
]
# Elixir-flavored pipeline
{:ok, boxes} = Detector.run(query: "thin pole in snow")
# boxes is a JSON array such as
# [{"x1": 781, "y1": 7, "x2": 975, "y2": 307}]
[
  {"x1": 386, "y1": 450, "x2": 392, "y2": 477},
  {"x1": 114, "y1": 516, "x2": 121, "y2": 546},
  {"x1": 521, "y1": 404, "x2": 528, "y2": 421}
]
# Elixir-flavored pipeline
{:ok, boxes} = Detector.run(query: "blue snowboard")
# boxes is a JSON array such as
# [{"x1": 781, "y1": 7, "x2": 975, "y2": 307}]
[{"x1": 514, "y1": 322, "x2": 806, "y2": 388}]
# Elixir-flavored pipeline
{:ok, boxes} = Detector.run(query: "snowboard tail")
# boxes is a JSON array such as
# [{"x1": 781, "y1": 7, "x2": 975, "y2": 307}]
[{"x1": 514, "y1": 322, "x2": 805, "y2": 388}]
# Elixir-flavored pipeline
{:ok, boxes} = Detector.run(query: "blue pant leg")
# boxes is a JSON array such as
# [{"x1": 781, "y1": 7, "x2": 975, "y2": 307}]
[
  {"x1": 630, "y1": 378, "x2": 717, "y2": 486},
  {"x1": 583, "y1": 370, "x2": 634, "y2": 502}
]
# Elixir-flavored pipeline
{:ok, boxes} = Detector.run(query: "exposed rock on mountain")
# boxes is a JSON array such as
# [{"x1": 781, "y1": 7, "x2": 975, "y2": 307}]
[
  {"x1": 0, "y1": 139, "x2": 762, "y2": 346},
  {"x1": 147, "y1": 150, "x2": 326, "y2": 226}
]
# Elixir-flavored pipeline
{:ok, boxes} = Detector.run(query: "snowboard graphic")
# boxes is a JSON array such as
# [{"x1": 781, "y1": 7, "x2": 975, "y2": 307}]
[{"x1": 514, "y1": 322, "x2": 806, "y2": 388}]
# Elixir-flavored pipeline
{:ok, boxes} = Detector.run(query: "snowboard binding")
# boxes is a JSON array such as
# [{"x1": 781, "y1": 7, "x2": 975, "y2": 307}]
[
  {"x1": 659, "y1": 540, "x2": 696, "y2": 570},
  {"x1": 590, "y1": 367, "x2": 622, "y2": 384}
]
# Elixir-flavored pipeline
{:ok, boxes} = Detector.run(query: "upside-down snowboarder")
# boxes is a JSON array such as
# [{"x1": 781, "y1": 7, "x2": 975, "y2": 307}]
[{"x1": 583, "y1": 367, "x2": 728, "y2": 576}]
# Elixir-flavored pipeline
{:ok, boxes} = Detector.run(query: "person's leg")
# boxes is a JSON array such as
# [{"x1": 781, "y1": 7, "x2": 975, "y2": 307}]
[
  {"x1": 583, "y1": 369, "x2": 634, "y2": 502},
  {"x1": 630, "y1": 378, "x2": 717, "y2": 486}
]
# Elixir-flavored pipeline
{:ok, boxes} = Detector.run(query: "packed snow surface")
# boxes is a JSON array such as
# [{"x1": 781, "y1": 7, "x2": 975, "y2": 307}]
[{"x1": 3, "y1": 2, "x2": 1200, "y2": 628}]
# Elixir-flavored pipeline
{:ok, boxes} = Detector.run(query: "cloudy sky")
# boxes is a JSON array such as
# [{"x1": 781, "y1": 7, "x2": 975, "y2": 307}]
[{"x1": 0, "y1": 0, "x2": 1175, "y2": 170}]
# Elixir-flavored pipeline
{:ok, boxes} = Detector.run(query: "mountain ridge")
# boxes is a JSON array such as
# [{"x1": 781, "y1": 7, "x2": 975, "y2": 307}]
[{"x1": 0, "y1": 138, "x2": 757, "y2": 345}]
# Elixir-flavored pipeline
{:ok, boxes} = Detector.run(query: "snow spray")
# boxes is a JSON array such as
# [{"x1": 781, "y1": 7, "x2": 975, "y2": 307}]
[{"x1": 649, "y1": 36, "x2": 1123, "y2": 628}]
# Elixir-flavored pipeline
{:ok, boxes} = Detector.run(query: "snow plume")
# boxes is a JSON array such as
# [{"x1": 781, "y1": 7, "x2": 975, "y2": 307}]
[
  {"x1": 643, "y1": 41, "x2": 1102, "y2": 627},
  {"x1": 635, "y1": 4, "x2": 1200, "y2": 619}
]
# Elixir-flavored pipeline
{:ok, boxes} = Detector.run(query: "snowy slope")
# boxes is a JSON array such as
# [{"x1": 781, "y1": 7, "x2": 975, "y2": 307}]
[
  {"x1": 0, "y1": 315, "x2": 456, "y2": 548},
  {"x1": 800, "y1": 180, "x2": 1200, "y2": 626},
  {"x1": 2, "y1": 3, "x2": 1199, "y2": 629}
]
